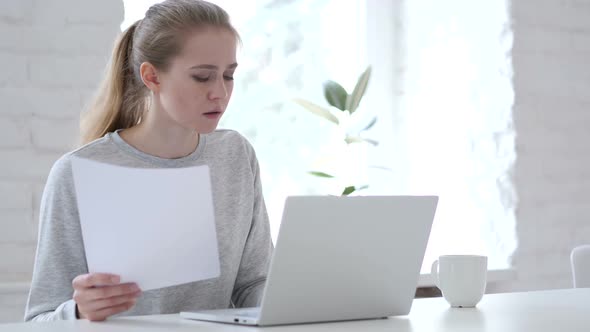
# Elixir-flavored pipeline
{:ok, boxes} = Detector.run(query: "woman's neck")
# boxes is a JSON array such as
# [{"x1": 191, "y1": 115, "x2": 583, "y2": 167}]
[{"x1": 119, "y1": 112, "x2": 199, "y2": 160}]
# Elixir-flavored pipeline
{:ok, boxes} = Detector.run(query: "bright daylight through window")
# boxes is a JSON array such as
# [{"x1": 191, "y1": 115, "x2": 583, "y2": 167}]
[{"x1": 122, "y1": 0, "x2": 515, "y2": 273}]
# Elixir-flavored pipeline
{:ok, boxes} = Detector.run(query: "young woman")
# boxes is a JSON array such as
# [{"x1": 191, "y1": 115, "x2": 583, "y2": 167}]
[{"x1": 25, "y1": 0, "x2": 272, "y2": 322}]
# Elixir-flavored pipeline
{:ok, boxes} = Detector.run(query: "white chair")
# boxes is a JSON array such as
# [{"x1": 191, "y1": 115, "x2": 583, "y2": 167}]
[{"x1": 571, "y1": 245, "x2": 590, "y2": 288}]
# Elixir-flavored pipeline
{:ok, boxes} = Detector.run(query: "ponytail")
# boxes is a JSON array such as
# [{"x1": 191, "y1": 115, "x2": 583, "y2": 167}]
[{"x1": 79, "y1": 20, "x2": 148, "y2": 145}]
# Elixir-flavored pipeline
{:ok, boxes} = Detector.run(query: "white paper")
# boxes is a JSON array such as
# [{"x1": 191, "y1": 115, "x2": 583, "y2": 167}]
[{"x1": 70, "y1": 157, "x2": 220, "y2": 291}]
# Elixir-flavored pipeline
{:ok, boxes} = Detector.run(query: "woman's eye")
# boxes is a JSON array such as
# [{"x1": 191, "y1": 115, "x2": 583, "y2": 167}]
[
  {"x1": 192, "y1": 76, "x2": 209, "y2": 82},
  {"x1": 223, "y1": 76, "x2": 234, "y2": 81}
]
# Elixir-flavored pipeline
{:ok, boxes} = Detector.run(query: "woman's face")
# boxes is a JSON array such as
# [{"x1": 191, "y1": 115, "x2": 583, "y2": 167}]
[{"x1": 156, "y1": 27, "x2": 237, "y2": 133}]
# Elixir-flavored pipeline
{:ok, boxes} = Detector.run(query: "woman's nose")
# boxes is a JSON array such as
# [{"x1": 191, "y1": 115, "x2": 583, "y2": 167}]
[{"x1": 208, "y1": 78, "x2": 228, "y2": 100}]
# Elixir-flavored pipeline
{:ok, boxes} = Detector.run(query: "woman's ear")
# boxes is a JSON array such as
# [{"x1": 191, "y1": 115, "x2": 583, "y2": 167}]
[{"x1": 140, "y1": 62, "x2": 161, "y2": 93}]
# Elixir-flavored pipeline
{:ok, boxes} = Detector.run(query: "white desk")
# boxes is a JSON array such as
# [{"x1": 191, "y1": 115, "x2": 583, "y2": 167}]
[{"x1": 2, "y1": 288, "x2": 588, "y2": 332}]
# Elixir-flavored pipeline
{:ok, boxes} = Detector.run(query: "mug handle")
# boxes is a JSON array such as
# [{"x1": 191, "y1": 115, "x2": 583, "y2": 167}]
[{"x1": 430, "y1": 259, "x2": 440, "y2": 288}]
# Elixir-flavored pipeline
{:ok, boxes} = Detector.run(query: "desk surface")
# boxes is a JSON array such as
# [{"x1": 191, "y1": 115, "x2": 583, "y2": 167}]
[{"x1": 2, "y1": 288, "x2": 589, "y2": 332}]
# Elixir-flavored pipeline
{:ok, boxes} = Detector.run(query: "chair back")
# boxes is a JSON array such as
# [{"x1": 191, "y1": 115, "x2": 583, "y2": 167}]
[{"x1": 571, "y1": 245, "x2": 590, "y2": 288}]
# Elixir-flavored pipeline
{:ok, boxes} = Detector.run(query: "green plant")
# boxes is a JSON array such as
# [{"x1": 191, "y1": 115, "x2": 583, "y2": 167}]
[{"x1": 294, "y1": 66, "x2": 376, "y2": 196}]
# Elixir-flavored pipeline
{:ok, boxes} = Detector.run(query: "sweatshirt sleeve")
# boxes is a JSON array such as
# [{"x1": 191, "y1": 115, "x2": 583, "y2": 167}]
[
  {"x1": 231, "y1": 143, "x2": 274, "y2": 308},
  {"x1": 25, "y1": 156, "x2": 88, "y2": 321}
]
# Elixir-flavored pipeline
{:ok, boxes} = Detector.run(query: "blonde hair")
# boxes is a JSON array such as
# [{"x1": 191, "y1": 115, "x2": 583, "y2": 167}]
[{"x1": 79, "y1": 0, "x2": 239, "y2": 145}]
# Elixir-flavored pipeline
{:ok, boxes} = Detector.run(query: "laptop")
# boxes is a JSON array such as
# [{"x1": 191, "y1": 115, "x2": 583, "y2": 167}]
[{"x1": 180, "y1": 195, "x2": 438, "y2": 326}]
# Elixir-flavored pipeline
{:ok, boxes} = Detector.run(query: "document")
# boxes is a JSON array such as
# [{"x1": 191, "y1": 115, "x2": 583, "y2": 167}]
[{"x1": 70, "y1": 157, "x2": 220, "y2": 291}]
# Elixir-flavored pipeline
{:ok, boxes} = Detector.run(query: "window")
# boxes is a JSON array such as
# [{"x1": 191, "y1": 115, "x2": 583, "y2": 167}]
[
  {"x1": 215, "y1": 0, "x2": 368, "y2": 242},
  {"x1": 122, "y1": 0, "x2": 368, "y2": 242},
  {"x1": 365, "y1": 0, "x2": 516, "y2": 271},
  {"x1": 122, "y1": 0, "x2": 516, "y2": 273}
]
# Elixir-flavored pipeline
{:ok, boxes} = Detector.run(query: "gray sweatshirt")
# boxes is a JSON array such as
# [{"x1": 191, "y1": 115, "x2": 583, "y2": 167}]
[{"x1": 25, "y1": 129, "x2": 273, "y2": 321}]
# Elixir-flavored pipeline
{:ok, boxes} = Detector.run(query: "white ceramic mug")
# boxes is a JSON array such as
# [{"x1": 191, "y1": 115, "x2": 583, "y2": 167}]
[{"x1": 430, "y1": 255, "x2": 487, "y2": 308}]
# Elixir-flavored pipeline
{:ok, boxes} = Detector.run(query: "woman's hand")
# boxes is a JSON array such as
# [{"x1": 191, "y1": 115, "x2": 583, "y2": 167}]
[{"x1": 72, "y1": 273, "x2": 142, "y2": 321}]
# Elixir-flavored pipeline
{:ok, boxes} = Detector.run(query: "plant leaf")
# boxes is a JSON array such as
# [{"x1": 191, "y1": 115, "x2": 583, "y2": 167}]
[
  {"x1": 341, "y1": 185, "x2": 369, "y2": 196},
  {"x1": 341, "y1": 186, "x2": 356, "y2": 196},
  {"x1": 344, "y1": 136, "x2": 379, "y2": 146},
  {"x1": 308, "y1": 171, "x2": 335, "y2": 178},
  {"x1": 323, "y1": 80, "x2": 348, "y2": 111},
  {"x1": 293, "y1": 98, "x2": 339, "y2": 124},
  {"x1": 345, "y1": 66, "x2": 372, "y2": 114},
  {"x1": 362, "y1": 117, "x2": 377, "y2": 131},
  {"x1": 362, "y1": 138, "x2": 379, "y2": 146},
  {"x1": 368, "y1": 165, "x2": 392, "y2": 172}
]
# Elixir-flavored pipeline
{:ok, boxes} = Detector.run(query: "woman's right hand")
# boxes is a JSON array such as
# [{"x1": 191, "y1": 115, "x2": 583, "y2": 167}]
[{"x1": 72, "y1": 273, "x2": 142, "y2": 321}]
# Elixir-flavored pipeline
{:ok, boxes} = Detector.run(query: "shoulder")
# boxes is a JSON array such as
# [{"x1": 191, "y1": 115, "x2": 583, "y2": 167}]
[
  {"x1": 47, "y1": 135, "x2": 117, "y2": 180},
  {"x1": 205, "y1": 129, "x2": 256, "y2": 157},
  {"x1": 203, "y1": 129, "x2": 262, "y2": 176},
  {"x1": 206, "y1": 129, "x2": 252, "y2": 146}
]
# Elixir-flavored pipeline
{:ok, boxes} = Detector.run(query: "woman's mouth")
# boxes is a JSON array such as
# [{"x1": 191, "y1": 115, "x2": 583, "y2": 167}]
[{"x1": 203, "y1": 110, "x2": 223, "y2": 119}]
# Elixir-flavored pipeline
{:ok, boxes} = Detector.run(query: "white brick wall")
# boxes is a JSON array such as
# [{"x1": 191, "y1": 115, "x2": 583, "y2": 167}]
[
  {"x1": 0, "y1": 0, "x2": 34, "y2": 23},
  {"x1": 0, "y1": 117, "x2": 30, "y2": 148},
  {"x1": 31, "y1": 116, "x2": 80, "y2": 151},
  {"x1": 490, "y1": 0, "x2": 590, "y2": 292},
  {"x1": 0, "y1": 0, "x2": 122, "y2": 323},
  {"x1": 0, "y1": 54, "x2": 28, "y2": 87}
]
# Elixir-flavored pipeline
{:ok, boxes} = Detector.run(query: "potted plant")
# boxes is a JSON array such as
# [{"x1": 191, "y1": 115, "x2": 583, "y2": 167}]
[{"x1": 294, "y1": 66, "x2": 377, "y2": 195}]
